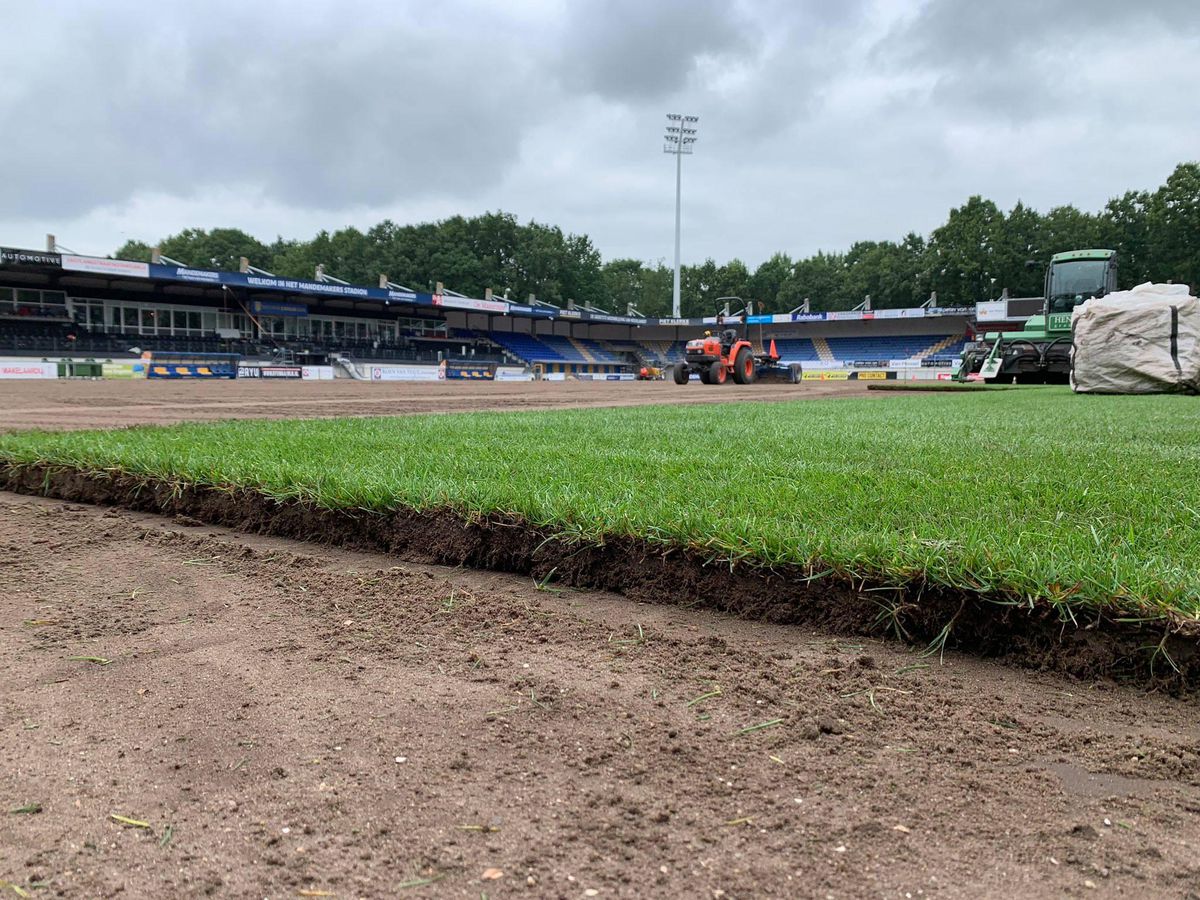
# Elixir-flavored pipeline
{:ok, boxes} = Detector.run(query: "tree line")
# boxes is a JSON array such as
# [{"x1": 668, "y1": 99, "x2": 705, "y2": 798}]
[{"x1": 116, "y1": 162, "x2": 1199, "y2": 317}]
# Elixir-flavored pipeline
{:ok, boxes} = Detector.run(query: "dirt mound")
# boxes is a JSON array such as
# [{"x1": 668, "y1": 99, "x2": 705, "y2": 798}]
[{"x1": 3, "y1": 461, "x2": 1196, "y2": 688}]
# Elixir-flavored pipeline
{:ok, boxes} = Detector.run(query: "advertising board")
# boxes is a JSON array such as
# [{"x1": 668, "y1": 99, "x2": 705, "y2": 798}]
[
  {"x1": 260, "y1": 366, "x2": 302, "y2": 379},
  {"x1": 438, "y1": 360, "x2": 496, "y2": 380},
  {"x1": 102, "y1": 362, "x2": 145, "y2": 379},
  {"x1": 0, "y1": 361, "x2": 58, "y2": 379},
  {"x1": 370, "y1": 365, "x2": 440, "y2": 382}
]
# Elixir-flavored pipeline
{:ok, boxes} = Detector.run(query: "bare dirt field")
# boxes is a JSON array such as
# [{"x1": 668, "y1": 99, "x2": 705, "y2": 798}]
[
  {"x1": 3, "y1": 493, "x2": 1200, "y2": 898},
  {"x1": 0, "y1": 378, "x2": 874, "y2": 431},
  {"x1": 4, "y1": 378, "x2": 1200, "y2": 898}
]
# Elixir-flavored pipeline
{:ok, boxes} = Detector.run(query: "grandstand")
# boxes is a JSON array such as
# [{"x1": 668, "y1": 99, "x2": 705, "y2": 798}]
[{"x1": 0, "y1": 244, "x2": 974, "y2": 377}]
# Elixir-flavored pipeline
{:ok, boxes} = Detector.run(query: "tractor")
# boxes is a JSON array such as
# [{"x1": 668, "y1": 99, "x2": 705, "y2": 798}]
[
  {"x1": 957, "y1": 249, "x2": 1119, "y2": 384},
  {"x1": 673, "y1": 300, "x2": 802, "y2": 385}
]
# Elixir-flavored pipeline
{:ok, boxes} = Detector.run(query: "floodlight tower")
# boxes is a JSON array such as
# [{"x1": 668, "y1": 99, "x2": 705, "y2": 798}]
[{"x1": 664, "y1": 113, "x2": 698, "y2": 318}]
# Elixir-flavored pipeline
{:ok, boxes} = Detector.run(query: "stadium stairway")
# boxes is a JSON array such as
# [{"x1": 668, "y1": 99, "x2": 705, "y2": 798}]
[
  {"x1": 568, "y1": 337, "x2": 598, "y2": 363},
  {"x1": 811, "y1": 336, "x2": 837, "y2": 364},
  {"x1": 920, "y1": 334, "x2": 967, "y2": 359}
]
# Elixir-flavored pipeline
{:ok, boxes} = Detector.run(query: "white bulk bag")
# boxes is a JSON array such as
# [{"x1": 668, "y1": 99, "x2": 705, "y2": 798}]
[{"x1": 1070, "y1": 283, "x2": 1200, "y2": 394}]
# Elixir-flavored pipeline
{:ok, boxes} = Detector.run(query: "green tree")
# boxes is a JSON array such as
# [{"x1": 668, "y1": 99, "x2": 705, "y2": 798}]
[
  {"x1": 1099, "y1": 191, "x2": 1153, "y2": 287},
  {"x1": 747, "y1": 252, "x2": 792, "y2": 311},
  {"x1": 113, "y1": 240, "x2": 153, "y2": 262},
  {"x1": 1146, "y1": 162, "x2": 1200, "y2": 291}
]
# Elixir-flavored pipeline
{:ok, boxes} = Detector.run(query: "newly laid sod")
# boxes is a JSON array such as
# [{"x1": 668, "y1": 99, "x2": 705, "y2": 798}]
[{"x1": 2, "y1": 388, "x2": 1198, "y2": 619}]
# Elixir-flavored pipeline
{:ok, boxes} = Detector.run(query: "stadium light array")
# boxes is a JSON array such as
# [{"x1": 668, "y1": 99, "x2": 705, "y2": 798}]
[{"x1": 664, "y1": 113, "x2": 699, "y2": 319}]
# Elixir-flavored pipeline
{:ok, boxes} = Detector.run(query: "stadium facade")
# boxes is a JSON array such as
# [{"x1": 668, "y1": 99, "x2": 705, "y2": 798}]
[{"x1": 0, "y1": 244, "x2": 977, "y2": 377}]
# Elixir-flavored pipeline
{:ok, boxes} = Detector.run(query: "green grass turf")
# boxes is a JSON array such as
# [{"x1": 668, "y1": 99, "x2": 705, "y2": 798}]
[{"x1": 2, "y1": 388, "x2": 1198, "y2": 619}]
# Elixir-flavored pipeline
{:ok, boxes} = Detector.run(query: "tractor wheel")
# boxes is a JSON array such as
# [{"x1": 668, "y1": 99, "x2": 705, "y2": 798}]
[
  {"x1": 673, "y1": 363, "x2": 690, "y2": 385},
  {"x1": 708, "y1": 361, "x2": 727, "y2": 385},
  {"x1": 788, "y1": 363, "x2": 803, "y2": 384},
  {"x1": 732, "y1": 347, "x2": 755, "y2": 384}
]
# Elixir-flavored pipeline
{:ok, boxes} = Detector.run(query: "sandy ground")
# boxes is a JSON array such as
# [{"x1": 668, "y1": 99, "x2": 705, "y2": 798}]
[
  {"x1": 0, "y1": 378, "x2": 875, "y2": 431},
  {"x1": 3, "y1": 493, "x2": 1200, "y2": 899}
]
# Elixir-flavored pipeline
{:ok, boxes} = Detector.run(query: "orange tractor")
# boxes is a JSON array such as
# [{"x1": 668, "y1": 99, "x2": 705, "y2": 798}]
[{"x1": 673, "y1": 303, "x2": 801, "y2": 385}]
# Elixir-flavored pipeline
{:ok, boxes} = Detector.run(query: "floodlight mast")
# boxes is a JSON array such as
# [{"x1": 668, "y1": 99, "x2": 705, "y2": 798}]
[{"x1": 664, "y1": 113, "x2": 698, "y2": 319}]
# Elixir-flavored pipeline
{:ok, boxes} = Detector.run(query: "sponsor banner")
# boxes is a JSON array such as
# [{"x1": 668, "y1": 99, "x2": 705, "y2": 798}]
[
  {"x1": 252, "y1": 299, "x2": 308, "y2": 317},
  {"x1": 825, "y1": 310, "x2": 865, "y2": 321},
  {"x1": 144, "y1": 263, "x2": 433, "y2": 307},
  {"x1": 260, "y1": 365, "x2": 302, "y2": 378},
  {"x1": 873, "y1": 308, "x2": 926, "y2": 319},
  {"x1": 163, "y1": 266, "x2": 222, "y2": 284},
  {"x1": 580, "y1": 312, "x2": 645, "y2": 325},
  {"x1": 301, "y1": 365, "x2": 335, "y2": 380},
  {"x1": 439, "y1": 360, "x2": 496, "y2": 380},
  {"x1": 244, "y1": 274, "x2": 369, "y2": 298},
  {"x1": 802, "y1": 371, "x2": 850, "y2": 381},
  {"x1": 936, "y1": 372, "x2": 955, "y2": 380},
  {"x1": 433, "y1": 294, "x2": 508, "y2": 314},
  {"x1": 62, "y1": 255, "x2": 149, "y2": 278},
  {"x1": 238, "y1": 365, "x2": 262, "y2": 378},
  {"x1": 975, "y1": 300, "x2": 1008, "y2": 322},
  {"x1": 889, "y1": 358, "x2": 920, "y2": 368},
  {"x1": 745, "y1": 314, "x2": 774, "y2": 324},
  {"x1": 506, "y1": 304, "x2": 557, "y2": 318},
  {"x1": 558, "y1": 308, "x2": 583, "y2": 319},
  {"x1": 495, "y1": 367, "x2": 533, "y2": 381},
  {"x1": 791, "y1": 312, "x2": 827, "y2": 322},
  {"x1": 102, "y1": 362, "x2": 144, "y2": 379},
  {"x1": 650, "y1": 317, "x2": 690, "y2": 327},
  {"x1": 799, "y1": 369, "x2": 896, "y2": 381},
  {"x1": 370, "y1": 365, "x2": 440, "y2": 382},
  {"x1": 852, "y1": 359, "x2": 888, "y2": 368},
  {"x1": 147, "y1": 363, "x2": 234, "y2": 378},
  {"x1": 1, "y1": 247, "x2": 61, "y2": 267},
  {"x1": 927, "y1": 306, "x2": 974, "y2": 317},
  {"x1": 0, "y1": 361, "x2": 58, "y2": 379}
]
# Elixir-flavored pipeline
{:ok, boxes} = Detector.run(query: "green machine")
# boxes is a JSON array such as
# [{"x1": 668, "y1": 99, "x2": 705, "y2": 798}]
[{"x1": 957, "y1": 249, "x2": 1119, "y2": 384}]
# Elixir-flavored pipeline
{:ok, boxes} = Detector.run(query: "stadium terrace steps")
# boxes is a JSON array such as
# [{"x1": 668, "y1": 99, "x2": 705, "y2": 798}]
[
  {"x1": 568, "y1": 337, "x2": 598, "y2": 363},
  {"x1": 810, "y1": 336, "x2": 837, "y2": 363},
  {"x1": 920, "y1": 334, "x2": 967, "y2": 360}
]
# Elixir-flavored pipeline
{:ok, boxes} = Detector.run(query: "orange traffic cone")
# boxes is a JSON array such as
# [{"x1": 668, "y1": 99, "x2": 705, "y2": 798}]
[{"x1": 768, "y1": 339, "x2": 778, "y2": 359}]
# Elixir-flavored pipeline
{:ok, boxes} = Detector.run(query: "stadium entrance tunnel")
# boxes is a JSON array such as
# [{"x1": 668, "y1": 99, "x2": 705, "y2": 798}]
[{"x1": 2, "y1": 461, "x2": 1197, "y2": 690}]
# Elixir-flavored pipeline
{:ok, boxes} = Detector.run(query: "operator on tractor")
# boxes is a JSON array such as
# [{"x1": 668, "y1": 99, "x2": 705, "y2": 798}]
[{"x1": 714, "y1": 313, "x2": 738, "y2": 355}]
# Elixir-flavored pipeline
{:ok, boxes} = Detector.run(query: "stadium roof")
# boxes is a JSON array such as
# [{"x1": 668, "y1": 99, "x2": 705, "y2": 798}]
[{"x1": 0, "y1": 246, "x2": 972, "y2": 326}]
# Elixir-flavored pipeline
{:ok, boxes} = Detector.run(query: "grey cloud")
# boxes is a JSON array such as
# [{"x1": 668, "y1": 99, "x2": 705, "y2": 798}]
[
  {"x1": 1, "y1": 2, "x2": 549, "y2": 218},
  {"x1": 1, "y1": 1, "x2": 1196, "y2": 271},
  {"x1": 553, "y1": 0, "x2": 757, "y2": 101},
  {"x1": 877, "y1": 0, "x2": 1200, "y2": 120}
]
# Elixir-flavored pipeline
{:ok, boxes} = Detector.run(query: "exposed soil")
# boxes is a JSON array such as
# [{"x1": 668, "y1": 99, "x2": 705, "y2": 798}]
[
  {"x1": 3, "y1": 463, "x2": 1197, "y2": 691},
  {"x1": 0, "y1": 378, "x2": 876, "y2": 431},
  {"x1": 4, "y1": 494, "x2": 1200, "y2": 899},
  {"x1": 5, "y1": 380, "x2": 1200, "y2": 898}
]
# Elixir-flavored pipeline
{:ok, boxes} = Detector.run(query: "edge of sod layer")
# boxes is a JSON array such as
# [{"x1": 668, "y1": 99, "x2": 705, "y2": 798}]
[
  {"x1": 865, "y1": 382, "x2": 1016, "y2": 393},
  {"x1": 4, "y1": 460, "x2": 1197, "y2": 688}
]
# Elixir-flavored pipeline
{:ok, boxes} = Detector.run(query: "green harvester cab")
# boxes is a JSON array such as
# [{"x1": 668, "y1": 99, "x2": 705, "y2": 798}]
[{"x1": 958, "y1": 249, "x2": 1118, "y2": 384}]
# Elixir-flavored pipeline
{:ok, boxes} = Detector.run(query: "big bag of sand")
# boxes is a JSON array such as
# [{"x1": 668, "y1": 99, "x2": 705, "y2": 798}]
[{"x1": 1070, "y1": 283, "x2": 1200, "y2": 394}]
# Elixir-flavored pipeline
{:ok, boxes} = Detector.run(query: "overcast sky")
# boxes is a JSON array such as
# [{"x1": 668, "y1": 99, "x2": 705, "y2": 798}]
[{"x1": 2, "y1": 0, "x2": 1198, "y2": 269}]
